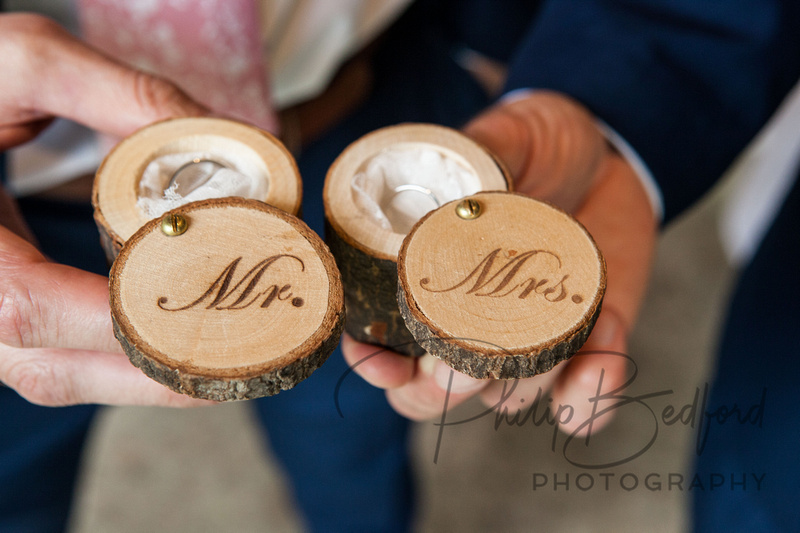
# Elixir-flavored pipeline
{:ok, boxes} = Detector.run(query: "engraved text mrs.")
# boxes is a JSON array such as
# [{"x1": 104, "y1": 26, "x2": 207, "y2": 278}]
[{"x1": 420, "y1": 248, "x2": 583, "y2": 304}]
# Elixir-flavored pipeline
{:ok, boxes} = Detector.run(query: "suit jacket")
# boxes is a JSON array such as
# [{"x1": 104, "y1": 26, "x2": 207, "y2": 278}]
[
  {"x1": 445, "y1": 2, "x2": 800, "y2": 529},
  {"x1": 428, "y1": 0, "x2": 800, "y2": 221}
]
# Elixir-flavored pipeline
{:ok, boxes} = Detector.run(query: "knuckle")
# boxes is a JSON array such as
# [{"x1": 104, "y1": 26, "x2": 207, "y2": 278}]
[
  {"x1": 132, "y1": 71, "x2": 166, "y2": 110},
  {"x1": 4, "y1": 356, "x2": 75, "y2": 406},
  {"x1": 0, "y1": 282, "x2": 37, "y2": 348},
  {"x1": 131, "y1": 70, "x2": 195, "y2": 119}
]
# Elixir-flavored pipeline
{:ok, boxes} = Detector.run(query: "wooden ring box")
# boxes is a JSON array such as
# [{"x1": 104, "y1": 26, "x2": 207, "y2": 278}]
[
  {"x1": 94, "y1": 118, "x2": 344, "y2": 400},
  {"x1": 93, "y1": 117, "x2": 302, "y2": 261},
  {"x1": 323, "y1": 124, "x2": 512, "y2": 355},
  {"x1": 398, "y1": 192, "x2": 606, "y2": 379}
]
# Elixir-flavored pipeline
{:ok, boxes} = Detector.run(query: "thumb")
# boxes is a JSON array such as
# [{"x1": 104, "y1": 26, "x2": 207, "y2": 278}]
[
  {"x1": 463, "y1": 91, "x2": 607, "y2": 212},
  {"x1": 0, "y1": 226, "x2": 120, "y2": 354}
]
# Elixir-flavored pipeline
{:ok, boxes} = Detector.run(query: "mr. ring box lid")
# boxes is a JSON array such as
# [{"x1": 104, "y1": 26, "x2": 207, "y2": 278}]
[
  {"x1": 397, "y1": 192, "x2": 606, "y2": 379},
  {"x1": 109, "y1": 198, "x2": 345, "y2": 401}
]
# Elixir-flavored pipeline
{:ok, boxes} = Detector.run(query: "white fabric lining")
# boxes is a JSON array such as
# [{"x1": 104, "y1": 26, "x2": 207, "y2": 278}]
[
  {"x1": 136, "y1": 152, "x2": 268, "y2": 219},
  {"x1": 351, "y1": 145, "x2": 481, "y2": 234}
]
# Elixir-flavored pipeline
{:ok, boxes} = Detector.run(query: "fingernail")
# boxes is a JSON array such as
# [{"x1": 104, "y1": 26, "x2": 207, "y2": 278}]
[
  {"x1": 418, "y1": 353, "x2": 437, "y2": 376},
  {"x1": 433, "y1": 360, "x2": 485, "y2": 394}
]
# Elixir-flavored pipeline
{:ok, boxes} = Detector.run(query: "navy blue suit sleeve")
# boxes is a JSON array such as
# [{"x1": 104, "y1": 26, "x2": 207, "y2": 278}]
[{"x1": 503, "y1": 0, "x2": 800, "y2": 221}]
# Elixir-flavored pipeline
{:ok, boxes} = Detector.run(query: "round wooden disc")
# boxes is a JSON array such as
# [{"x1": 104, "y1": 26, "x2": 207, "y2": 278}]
[
  {"x1": 109, "y1": 198, "x2": 344, "y2": 400},
  {"x1": 94, "y1": 117, "x2": 301, "y2": 259},
  {"x1": 398, "y1": 192, "x2": 606, "y2": 379},
  {"x1": 324, "y1": 123, "x2": 511, "y2": 261}
]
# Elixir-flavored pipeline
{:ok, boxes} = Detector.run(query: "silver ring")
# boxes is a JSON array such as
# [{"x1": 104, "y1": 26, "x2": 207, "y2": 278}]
[
  {"x1": 390, "y1": 184, "x2": 441, "y2": 207},
  {"x1": 167, "y1": 158, "x2": 226, "y2": 195}
]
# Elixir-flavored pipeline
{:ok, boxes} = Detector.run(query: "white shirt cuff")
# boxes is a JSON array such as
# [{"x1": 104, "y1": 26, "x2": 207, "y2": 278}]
[{"x1": 595, "y1": 120, "x2": 664, "y2": 221}]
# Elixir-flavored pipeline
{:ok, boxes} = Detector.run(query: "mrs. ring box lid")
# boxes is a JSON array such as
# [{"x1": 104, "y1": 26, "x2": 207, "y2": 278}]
[
  {"x1": 397, "y1": 192, "x2": 606, "y2": 380},
  {"x1": 109, "y1": 198, "x2": 345, "y2": 401}
]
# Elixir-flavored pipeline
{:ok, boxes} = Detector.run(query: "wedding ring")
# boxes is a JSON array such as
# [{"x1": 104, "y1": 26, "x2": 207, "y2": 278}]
[
  {"x1": 390, "y1": 184, "x2": 441, "y2": 207},
  {"x1": 167, "y1": 158, "x2": 226, "y2": 195}
]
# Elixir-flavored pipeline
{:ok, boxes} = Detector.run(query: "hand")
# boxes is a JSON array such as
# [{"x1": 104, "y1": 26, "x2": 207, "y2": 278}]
[
  {"x1": 0, "y1": 225, "x2": 209, "y2": 406},
  {"x1": 342, "y1": 91, "x2": 657, "y2": 435},
  {"x1": 0, "y1": 13, "x2": 207, "y2": 150},
  {"x1": 0, "y1": 13, "x2": 210, "y2": 406}
]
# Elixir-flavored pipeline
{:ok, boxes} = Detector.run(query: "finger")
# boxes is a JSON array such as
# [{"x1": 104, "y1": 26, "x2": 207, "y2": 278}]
[
  {"x1": 463, "y1": 99, "x2": 532, "y2": 179},
  {"x1": 0, "y1": 117, "x2": 54, "y2": 151},
  {"x1": 30, "y1": 263, "x2": 122, "y2": 353},
  {"x1": 0, "y1": 226, "x2": 121, "y2": 353},
  {"x1": 7, "y1": 14, "x2": 208, "y2": 139},
  {"x1": 39, "y1": 47, "x2": 209, "y2": 138},
  {"x1": 340, "y1": 334, "x2": 415, "y2": 389},
  {"x1": 548, "y1": 311, "x2": 630, "y2": 436},
  {"x1": 479, "y1": 358, "x2": 566, "y2": 410},
  {"x1": 549, "y1": 351, "x2": 630, "y2": 437},
  {"x1": 463, "y1": 91, "x2": 607, "y2": 211},
  {"x1": 0, "y1": 343, "x2": 212, "y2": 407},
  {"x1": 0, "y1": 187, "x2": 37, "y2": 243},
  {"x1": 1, "y1": 270, "x2": 121, "y2": 357},
  {"x1": 572, "y1": 153, "x2": 657, "y2": 328},
  {"x1": 528, "y1": 150, "x2": 654, "y2": 435},
  {"x1": 478, "y1": 308, "x2": 628, "y2": 433},
  {"x1": 386, "y1": 357, "x2": 488, "y2": 421},
  {"x1": 340, "y1": 335, "x2": 489, "y2": 420}
]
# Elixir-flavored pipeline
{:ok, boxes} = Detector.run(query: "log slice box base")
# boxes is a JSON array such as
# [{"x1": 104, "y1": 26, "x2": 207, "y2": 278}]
[
  {"x1": 323, "y1": 123, "x2": 511, "y2": 355},
  {"x1": 109, "y1": 198, "x2": 344, "y2": 401},
  {"x1": 93, "y1": 117, "x2": 302, "y2": 261},
  {"x1": 397, "y1": 191, "x2": 606, "y2": 379}
]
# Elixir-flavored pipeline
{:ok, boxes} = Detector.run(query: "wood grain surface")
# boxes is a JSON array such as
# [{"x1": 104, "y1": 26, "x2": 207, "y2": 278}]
[
  {"x1": 398, "y1": 192, "x2": 605, "y2": 378},
  {"x1": 323, "y1": 123, "x2": 510, "y2": 354},
  {"x1": 109, "y1": 198, "x2": 344, "y2": 400}
]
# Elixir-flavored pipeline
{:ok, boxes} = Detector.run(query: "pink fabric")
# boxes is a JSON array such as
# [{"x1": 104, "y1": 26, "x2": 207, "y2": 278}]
[{"x1": 78, "y1": 0, "x2": 278, "y2": 133}]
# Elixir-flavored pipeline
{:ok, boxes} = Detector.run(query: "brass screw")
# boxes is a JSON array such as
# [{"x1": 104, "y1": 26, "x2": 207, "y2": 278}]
[
  {"x1": 161, "y1": 213, "x2": 188, "y2": 236},
  {"x1": 455, "y1": 198, "x2": 482, "y2": 220}
]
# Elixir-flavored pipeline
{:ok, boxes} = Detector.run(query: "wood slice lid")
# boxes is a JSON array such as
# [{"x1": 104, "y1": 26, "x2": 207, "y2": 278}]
[
  {"x1": 109, "y1": 198, "x2": 344, "y2": 400},
  {"x1": 94, "y1": 117, "x2": 301, "y2": 259},
  {"x1": 397, "y1": 192, "x2": 606, "y2": 379},
  {"x1": 324, "y1": 123, "x2": 511, "y2": 261}
]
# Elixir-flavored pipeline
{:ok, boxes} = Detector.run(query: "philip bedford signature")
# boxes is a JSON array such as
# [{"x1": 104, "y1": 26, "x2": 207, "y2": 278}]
[
  {"x1": 419, "y1": 248, "x2": 584, "y2": 304},
  {"x1": 335, "y1": 346, "x2": 766, "y2": 469},
  {"x1": 157, "y1": 255, "x2": 307, "y2": 311},
  {"x1": 433, "y1": 350, "x2": 766, "y2": 468}
]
